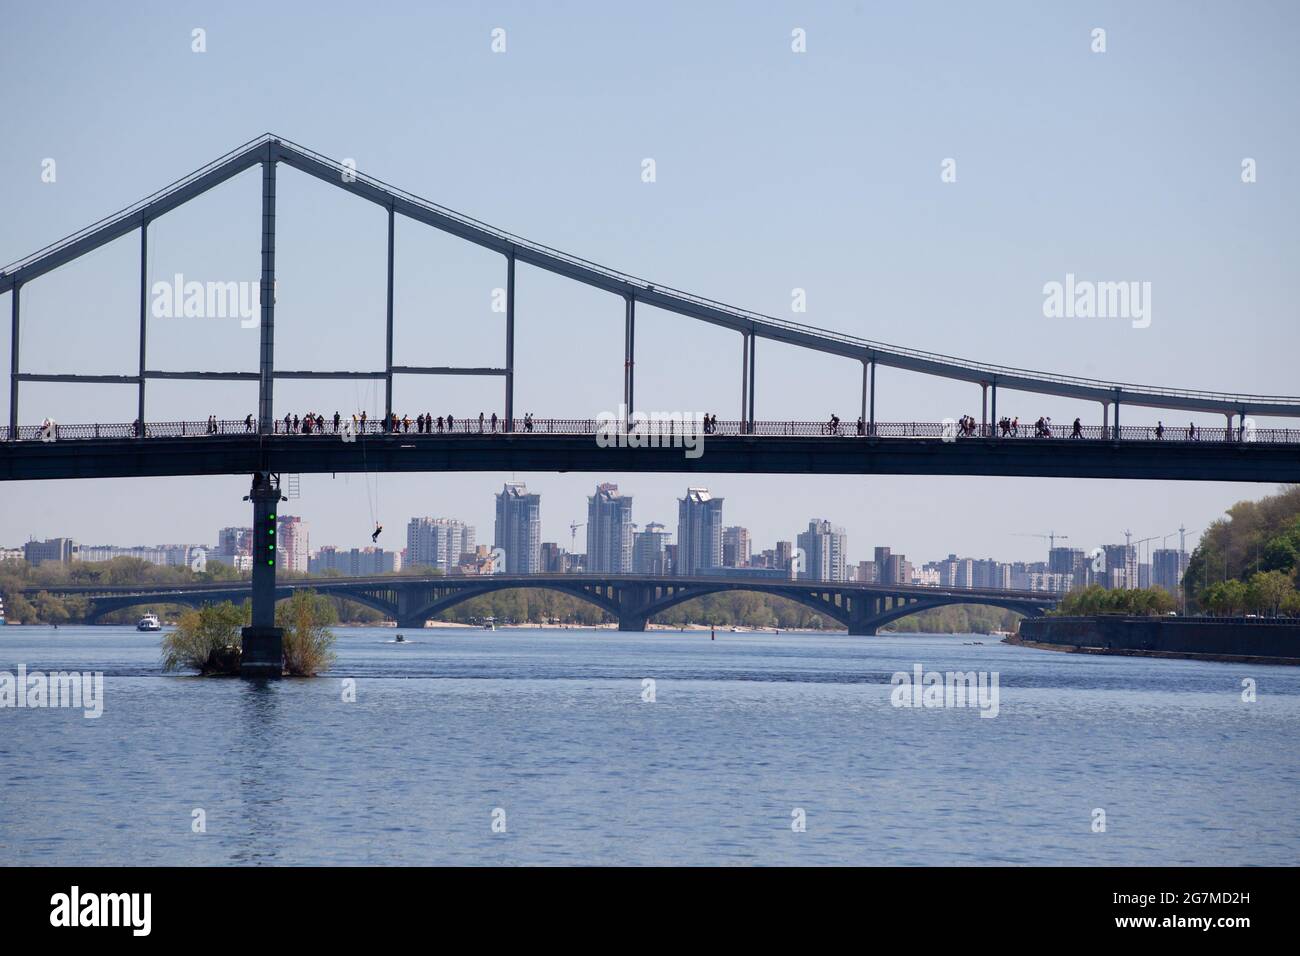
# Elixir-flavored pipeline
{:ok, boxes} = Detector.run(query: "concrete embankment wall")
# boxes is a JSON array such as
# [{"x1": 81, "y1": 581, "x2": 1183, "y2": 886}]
[{"x1": 1017, "y1": 616, "x2": 1300, "y2": 662}]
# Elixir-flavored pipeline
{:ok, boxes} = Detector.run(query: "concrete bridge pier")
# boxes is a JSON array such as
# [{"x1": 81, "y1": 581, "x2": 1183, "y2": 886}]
[
  {"x1": 240, "y1": 472, "x2": 284, "y2": 678},
  {"x1": 847, "y1": 595, "x2": 881, "y2": 637},
  {"x1": 615, "y1": 584, "x2": 653, "y2": 632},
  {"x1": 395, "y1": 588, "x2": 428, "y2": 630}
]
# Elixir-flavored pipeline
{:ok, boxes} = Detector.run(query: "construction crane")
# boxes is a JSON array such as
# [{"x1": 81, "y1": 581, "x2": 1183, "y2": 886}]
[
  {"x1": 1163, "y1": 526, "x2": 1199, "y2": 553},
  {"x1": 1129, "y1": 534, "x2": 1161, "y2": 582},
  {"x1": 569, "y1": 521, "x2": 585, "y2": 554},
  {"x1": 1012, "y1": 531, "x2": 1070, "y2": 550}
]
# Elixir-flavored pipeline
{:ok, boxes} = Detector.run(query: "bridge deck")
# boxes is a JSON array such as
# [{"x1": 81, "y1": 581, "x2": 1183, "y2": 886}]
[{"x1": 3, "y1": 423, "x2": 1297, "y2": 482}]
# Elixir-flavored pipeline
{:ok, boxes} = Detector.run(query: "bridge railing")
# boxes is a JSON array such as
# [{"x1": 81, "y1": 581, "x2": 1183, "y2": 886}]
[{"x1": 4, "y1": 419, "x2": 1300, "y2": 444}]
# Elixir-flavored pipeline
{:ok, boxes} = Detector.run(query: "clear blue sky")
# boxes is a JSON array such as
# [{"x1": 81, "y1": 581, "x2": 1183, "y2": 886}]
[{"x1": 1, "y1": 1, "x2": 1297, "y2": 564}]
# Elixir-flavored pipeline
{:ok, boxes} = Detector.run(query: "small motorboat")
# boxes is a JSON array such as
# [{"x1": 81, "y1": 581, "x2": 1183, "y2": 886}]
[
  {"x1": 136, "y1": 613, "x2": 161, "y2": 632},
  {"x1": 483, "y1": 616, "x2": 496, "y2": 631},
  {"x1": 394, "y1": 634, "x2": 406, "y2": 643}
]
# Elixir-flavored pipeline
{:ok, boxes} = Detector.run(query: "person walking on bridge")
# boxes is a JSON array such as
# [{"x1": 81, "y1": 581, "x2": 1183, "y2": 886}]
[
  {"x1": 1071, "y1": 417, "x2": 1082, "y2": 438},
  {"x1": 333, "y1": 411, "x2": 341, "y2": 433}
]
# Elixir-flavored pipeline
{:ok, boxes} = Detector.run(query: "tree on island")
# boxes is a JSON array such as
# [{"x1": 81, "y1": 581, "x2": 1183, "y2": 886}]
[
  {"x1": 276, "y1": 589, "x2": 338, "y2": 676},
  {"x1": 161, "y1": 601, "x2": 248, "y2": 675},
  {"x1": 160, "y1": 591, "x2": 337, "y2": 676}
]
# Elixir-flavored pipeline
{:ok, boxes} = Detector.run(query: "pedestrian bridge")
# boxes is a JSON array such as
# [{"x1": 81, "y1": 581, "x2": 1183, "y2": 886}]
[
  {"x1": 3, "y1": 134, "x2": 1283, "y2": 671},
  {"x1": 29, "y1": 573, "x2": 1057, "y2": 636},
  {"x1": 3, "y1": 134, "x2": 1299, "y2": 485},
  {"x1": 3, "y1": 416, "x2": 1299, "y2": 482}
]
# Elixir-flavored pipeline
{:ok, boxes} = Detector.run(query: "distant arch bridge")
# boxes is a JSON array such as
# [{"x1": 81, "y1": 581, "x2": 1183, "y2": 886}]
[{"x1": 26, "y1": 573, "x2": 1056, "y2": 636}]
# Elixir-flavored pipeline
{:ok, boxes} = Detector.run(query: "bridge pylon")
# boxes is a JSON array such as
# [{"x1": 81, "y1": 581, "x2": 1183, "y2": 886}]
[
  {"x1": 615, "y1": 583, "x2": 653, "y2": 632},
  {"x1": 240, "y1": 472, "x2": 285, "y2": 678},
  {"x1": 847, "y1": 593, "x2": 883, "y2": 636}
]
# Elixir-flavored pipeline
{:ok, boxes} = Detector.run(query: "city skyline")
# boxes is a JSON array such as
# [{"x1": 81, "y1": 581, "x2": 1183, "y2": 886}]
[
  {"x1": 6, "y1": 476, "x2": 1205, "y2": 590},
  {"x1": 0, "y1": 469, "x2": 1265, "y2": 572}
]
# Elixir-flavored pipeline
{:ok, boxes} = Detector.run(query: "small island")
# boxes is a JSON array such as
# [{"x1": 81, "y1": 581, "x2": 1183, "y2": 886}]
[{"x1": 161, "y1": 590, "x2": 337, "y2": 677}]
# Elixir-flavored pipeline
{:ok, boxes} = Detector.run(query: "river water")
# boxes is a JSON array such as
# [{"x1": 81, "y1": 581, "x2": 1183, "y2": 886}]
[{"x1": 1, "y1": 625, "x2": 1296, "y2": 866}]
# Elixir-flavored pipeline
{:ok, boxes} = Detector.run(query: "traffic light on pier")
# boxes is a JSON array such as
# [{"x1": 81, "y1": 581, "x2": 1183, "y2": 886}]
[{"x1": 261, "y1": 511, "x2": 277, "y2": 567}]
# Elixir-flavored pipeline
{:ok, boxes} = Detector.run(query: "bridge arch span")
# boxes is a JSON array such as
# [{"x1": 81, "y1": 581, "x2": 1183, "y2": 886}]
[
  {"x1": 83, "y1": 596, "x2": 209, "y2": 623},
  {"x1": 398, "y1": 581, "x2": 622, "y2": 628},
  {"x1": 864, "y1": 598, "x2": 1048, "y2": 634},
  {"x1": 84, "y1": 586, "x2": 406, "y2": 624},
  {"x1": 632, "y1": 582, "x2": 852, "y2": 630}
]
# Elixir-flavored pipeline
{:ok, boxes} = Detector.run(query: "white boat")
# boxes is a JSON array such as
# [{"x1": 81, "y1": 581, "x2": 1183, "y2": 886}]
[
  {"x1": 0, "y1": 595, "x2": 6, "y2": 625},
  {"x1": 483, "y1": 616, "x2": 496, "y2": 631},
  {"x1": 136, "y1": 613, "x2": 161, "y2": 632}
]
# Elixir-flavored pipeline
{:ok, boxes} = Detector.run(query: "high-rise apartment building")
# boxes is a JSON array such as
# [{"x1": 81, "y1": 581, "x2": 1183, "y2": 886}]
[
  {"x1": 676, "y1": 487, "x2": 724, "y2": 575},
  {"x1": 310, "y1": 546, "x2": 401, "y2": 575},
  {"x1": 276, "y1": 516, "x2": 310, "y2": 573},
  {"x1": 586, "y1": 483, "x2": 633, "y2": 573},
  {"x1": 1152, "y1": 548, "x2": 1189, "y2": 596},
  {"x1": 721, "y1": 526, "x2": 751, "y2": 568},
  {"x1": 797, "y1": 519, "x2": 847, "y2": 582},
  {"x1": 1101, "y1": 544, "x2": 1137, "y2": 590},
  {"x1": 495, "y1": 482, "x2": 541, "y2": 574},
  {"x1": 406, "y1": 518, "x2": 476, "y2": 574},
  {"x1": 632, "y1": 522, "x2": 671, "y2": 575},
  {"x1": 23, "y1": 538, "x2": 77, "y2": 565}
]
